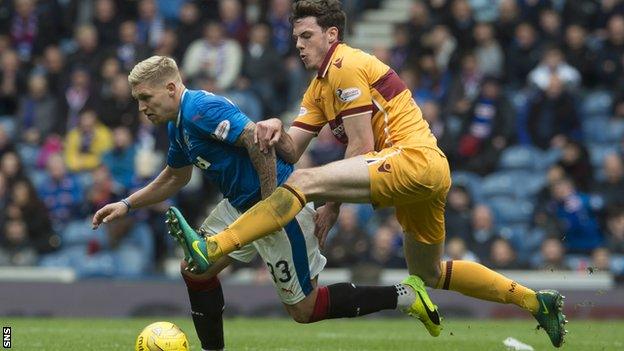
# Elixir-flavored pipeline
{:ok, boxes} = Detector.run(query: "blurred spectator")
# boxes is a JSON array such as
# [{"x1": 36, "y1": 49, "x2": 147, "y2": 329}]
[
  {"x1": 563, "y1": 24, "x2": 598, "y2": 87},
  {"x1": 102, "y1": 126, "x2": 137, "y2": 192},
  {"x1": 527, "y1": 76, "x2": 581, "y2": 149},
  {"x1": 64, "y1": 109, "x2": 113, "y2": 173},
  {"x1": 412, "y1": 49, "x2": 451, "y2": 103},
  {"x1": 606, "y1": 207, "x2": 624, "y2": 254},
  {"x1": 404, "y1": 0, "x2": 431, "y2": 53},
  {"x1": 488, "y1": 237, "x2": 524, "y2": 269},
  {"x1": 10, "y1": 0, "x2": 40, "y2": 62},
  {"x1": 496, "y1": 0, "x2": 521, "y2": 47},
  {"x1": 422, "y1": 24, "x2": 457, "y2": 72},
  {"x1": 267, "y1": 0, "x2": 294, "y2": 57},
  {"x1": 447, "y1": 52, "x2": 483, "y2": 116},
  {"x1": 557, "y1": 140, "x2": 594, "y2": 192},
  {"x1": 97, "y1": 73, "x2": 139, "y2": 133},
  {"x1": 64, "y1": 67, "x2": 97, "y2": 131},
  {"x1": 595, "y1": 15, "x2": 624, "y2": 89},
  {"x1": 42, "y1": 45, "x2": 70, "y2": 102},
  {"x1": 0, "y1": 50, "x2": 26, "y2": 126},
  {"x1": 454, "y1": 76, "x2": 514, "y2": 174},
  {"x1": 0, "y1": 218, "x2": 38, "y2": 266},
  {"x1": 219, "y1": 0, "x2": 249, "y2": 45},
  {"x1": 592, "y1": 153, "x2": 624, "y2": 210},
  {"x1": 183, "y1": 21, "x2": 242, "y2": 91},
  {"x1": 446, "y1": 0, "x2": 475, "y2": 54},
  {"x1": 0, "y1": 150, "x2": 26, "y2": 185},
  {"x1": 68, "y1": 24, "x2": 106, "y2": 75},
  {"x1": 445, "y1": 236, "x2": 479, "y2": 262},
  {"x1": 175, "y1": 1, "x2": 203, "y2": 56},
  {"x1": 38, "y1": 153, "x2": 84, "y2": 229},
  {"x1": 469, "y1": 204, "x2": 499, "y2": 258},
  {"x1": 535, "y1": 236, "x2": 570, "y2": 271},
  {"x1": 85, "y1": 164, "x2": 119, "y2": 214},
  {"x1": 370, "y1": 225, "x2": 404, "y2": 268},
  {"x1": 591, "y1": 247, "x2": 612, "y2": 273},
  {"x1": 505, "y1": 22, "x2": 542, "y2": 87},
  {"x1": 116, "y1": 20, "x2": 151, "y2": 72},
  {"x1": 537, "y1": 8, "x2": 563, "y2": 44},
  {"x1": 240, "y1": 22, "x2": 285, "y2": 117},
  {"x1": 473, "y1": 22, "x2": 504, "y2": 77},
  {"x1": 548, "y1": 177, "x2": 604, "y2": 254},
  {"x1": 326, "y1": 205, "x2": 371, "y2": 267},
  {"x1": 389, "y1": 24, "x2": 413, "y2": 72},
  {"x1": 17, "y1": 74, "x2": 62, "y2": 143},
  {"x1": 445, "y1": 185, "x2": 473, "y2": 242},
  {"x1": 0, "y1": 125, "x2": 15, "y2": 158},
  {"x1": 97, "y1": 57, "x2": 123, "y2": 99},
  {"x1": 93, "y1": 0, "x2": 121, "y2": 49},
  {"x1": 420, "y1": 99, "x2": 452, "y2": 152},
  {"x1": 154, "y1": 28, "x2": 182, "y2": 63},
  {"x1": 7, "y1": 178, "x2": 59, "y2": 254},
  {"x1": 136, "y1": 0, "x2": 165, "y2": 49},
  {"x1": 528, "y1": 46, "x2": 581, "y2": 91}
]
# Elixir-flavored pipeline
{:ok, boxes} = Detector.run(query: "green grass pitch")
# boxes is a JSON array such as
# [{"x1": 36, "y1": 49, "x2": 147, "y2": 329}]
[{"x1": 2, "y1": 317, "x2": 623, "y2": 350}]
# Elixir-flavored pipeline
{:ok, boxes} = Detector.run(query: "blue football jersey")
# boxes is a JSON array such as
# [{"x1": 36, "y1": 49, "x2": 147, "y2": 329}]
[{"x1": 167, "y1": 89, "x2": 293, "y2": 210}]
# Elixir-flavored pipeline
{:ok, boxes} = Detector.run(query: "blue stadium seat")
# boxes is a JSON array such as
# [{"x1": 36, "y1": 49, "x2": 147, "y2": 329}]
[
  {"x1": 583, "y1": 117, "x2": 624, "y2": 144},
  {"x1": 498, "y1": 145, "x2": 540, "y2": 170},
  {"x1": 536, "y1": 148, "x2": 562, "y2": 170},
  {"x1": 480, "y1": 172, "x2": 518, "y2": 199},
  {"x1": 487, "y1": 197, "x2": 534, "y2": 226},
  {"x1": 588, "y1": 143, "x2": 619, "y2": 168},
  {"x1": 581, "y1": 90, "x2": 613, "y2": 117},
  {"x1": 451, "y1": 171, "x2": 483, "y2": 201}
]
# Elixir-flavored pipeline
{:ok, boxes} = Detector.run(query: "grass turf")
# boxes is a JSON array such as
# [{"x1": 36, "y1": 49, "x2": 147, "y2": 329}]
[{"x1": 2, "y1": 317, "x2": 623, "y2": 350}]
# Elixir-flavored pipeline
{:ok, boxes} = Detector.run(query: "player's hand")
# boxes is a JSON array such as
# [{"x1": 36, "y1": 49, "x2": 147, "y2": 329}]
[
  {"x1": 314, "y1": 203, "x2": 340, "y2": 248},
  {"x1": 92, "y1": 202, "x2": 129, "y2": 229},
  {"x1": 254, "y1": 118, "x2": 283, "y2": 153}
]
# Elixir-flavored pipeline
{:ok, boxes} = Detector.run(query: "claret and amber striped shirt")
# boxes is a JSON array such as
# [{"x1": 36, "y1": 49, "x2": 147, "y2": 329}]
[{"x1": 293, "y1": 42, "x2": 440, "y2": 152}]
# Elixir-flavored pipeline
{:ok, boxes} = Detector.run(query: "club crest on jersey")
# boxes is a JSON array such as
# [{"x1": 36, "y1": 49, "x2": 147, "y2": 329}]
[
  {"x1": 336, "y1": 87, "x2": 361, "y2": 102},
  {"x1": 213, "y1": 120, "x2": 230, "y2": 141}
]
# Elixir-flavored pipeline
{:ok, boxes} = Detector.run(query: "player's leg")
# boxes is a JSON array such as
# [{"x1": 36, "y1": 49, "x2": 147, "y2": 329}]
[
  {"x1": 203, "y1": 155, "x2": 372, "y2": 262},
  {"x1": 284, "y1": 278, "x2": 424, "y2": 324},
  {"x1": 401, "y1": 195, "x2": 567, "y2": 347},
  {"x1": 180, "y1": 257, "x2": 230, "y2": 351},
  {"x1": 171, "y1": 200, "x2": 260, "y2": 351}
]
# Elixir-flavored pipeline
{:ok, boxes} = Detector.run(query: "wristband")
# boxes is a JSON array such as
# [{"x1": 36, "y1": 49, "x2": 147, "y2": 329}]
[{"x1": 121, "y1": 198, "x2": 132, "y2": 212}]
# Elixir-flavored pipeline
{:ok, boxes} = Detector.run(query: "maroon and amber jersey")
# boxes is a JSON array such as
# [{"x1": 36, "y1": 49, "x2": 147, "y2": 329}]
[{"x1": 293, "y1": 43, "x2": 439, "y2": 152}]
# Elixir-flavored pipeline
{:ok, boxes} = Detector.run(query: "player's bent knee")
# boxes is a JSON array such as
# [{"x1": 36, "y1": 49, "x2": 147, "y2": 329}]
[{"x1": 287, "y1": 307, "x2": 312, "y2": 324}]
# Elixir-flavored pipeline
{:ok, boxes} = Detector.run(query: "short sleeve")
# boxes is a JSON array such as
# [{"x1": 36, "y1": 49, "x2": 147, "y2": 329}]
[
  {"x1": 166, "y1": 123, "x2": 192, "y2": 168},
  {"x1": 331, "y1": 62, "x2": 374, "y2": 119},
  {"x1": 292, "y1": 87, "x2": 327, "y2": 135},
  {"x1": 192, "y1": 93, "x2": 251, "y2": 145}
]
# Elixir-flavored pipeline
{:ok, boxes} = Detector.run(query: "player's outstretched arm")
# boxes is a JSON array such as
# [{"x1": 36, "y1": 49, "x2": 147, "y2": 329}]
[
  {"x1": 237, "y1": 122, "x2": 277, "y2": 199},
  {"x1": 255, "y1": 118, "x2": 314, "y2": 164},
  {"x1": 92, "y1": 165, "x2": 192, "y2": 228}
]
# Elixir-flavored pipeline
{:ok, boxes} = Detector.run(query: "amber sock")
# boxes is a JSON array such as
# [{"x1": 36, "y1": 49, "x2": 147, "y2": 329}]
[
  {"x1": 207, "y1": 185, "x2": 306, "y2": 260},
  {"x1": 437, "y1": 260, "x2": 539, "y2": 313}
]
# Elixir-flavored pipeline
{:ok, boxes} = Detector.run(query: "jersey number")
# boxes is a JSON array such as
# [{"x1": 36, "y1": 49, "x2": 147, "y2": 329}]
[{"x1": 267, "y1": 260, "x2": 292, "y2": 283}]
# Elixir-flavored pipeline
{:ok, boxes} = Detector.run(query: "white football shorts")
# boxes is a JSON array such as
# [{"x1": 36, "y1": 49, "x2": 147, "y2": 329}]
[{"x1": 200, "y1": 199, "x2": 327, "y2": 305}]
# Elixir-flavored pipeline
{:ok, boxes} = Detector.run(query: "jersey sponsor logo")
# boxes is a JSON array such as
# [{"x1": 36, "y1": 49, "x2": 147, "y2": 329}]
[
  {"x1": 377, "y1": 160, "x2": 391, "y2": 173},
  {"x1": 333, "y1": 57, "x2": 343, "y2": 68},
  {"x1": 213, "y1": 120, "x2": 230, "y2": 141},
  {"x1": 336, "y1": 87, "x2": 361, "y2": 102},
  {"x1": 298, "y1": 107, "x2": 308, "y2": 116},
  {"x1": 194, "y1": 156, "x2": 211, "y2": 170}
]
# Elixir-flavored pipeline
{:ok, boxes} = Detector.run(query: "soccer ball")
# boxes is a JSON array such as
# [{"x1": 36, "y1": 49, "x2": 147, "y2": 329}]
[{"x1": 135, "y1": 321, "x2": 190, "y2": 351}]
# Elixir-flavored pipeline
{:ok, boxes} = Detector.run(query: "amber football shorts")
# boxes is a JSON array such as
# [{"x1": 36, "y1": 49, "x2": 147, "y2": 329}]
[{"x1": 364, "y1": 145, "x2": 451, "y2": 244}]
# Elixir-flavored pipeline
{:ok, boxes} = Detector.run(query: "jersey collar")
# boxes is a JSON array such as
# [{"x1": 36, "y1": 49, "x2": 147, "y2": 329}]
[
  {"x1": 176, "y1": 89, "x2": 189, "y2": 127},
  {"x1": 316, "y1": 42, "x2": 341, "y2": 79}
]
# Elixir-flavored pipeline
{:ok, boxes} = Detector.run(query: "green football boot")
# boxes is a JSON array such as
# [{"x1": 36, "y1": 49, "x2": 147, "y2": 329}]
[
  {"x1": 166, "y1": 206, "x2": 212, "y2": 273},
  {"x1": 533, "y1": 289, "x2": 568, "y2": 348},
  {"x1": 400, "y1": 275, "x2": 443, "y2": 337}
]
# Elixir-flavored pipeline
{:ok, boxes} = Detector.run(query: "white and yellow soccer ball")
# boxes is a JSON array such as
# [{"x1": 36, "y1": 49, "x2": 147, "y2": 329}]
[{"x1": 135, "y1": 321, "x2": 190, "y2": 351}]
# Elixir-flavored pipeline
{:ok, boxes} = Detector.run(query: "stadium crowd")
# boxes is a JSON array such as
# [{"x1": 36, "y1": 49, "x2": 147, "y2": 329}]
[{"x1": 0, "y1": 0, "x2": 623, "y2": 282}]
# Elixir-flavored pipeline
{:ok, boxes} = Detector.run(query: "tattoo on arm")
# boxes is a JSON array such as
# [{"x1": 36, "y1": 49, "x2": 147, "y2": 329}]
[{"x1": 236, "y1": 122, "x2": 277, "y2": 199}]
